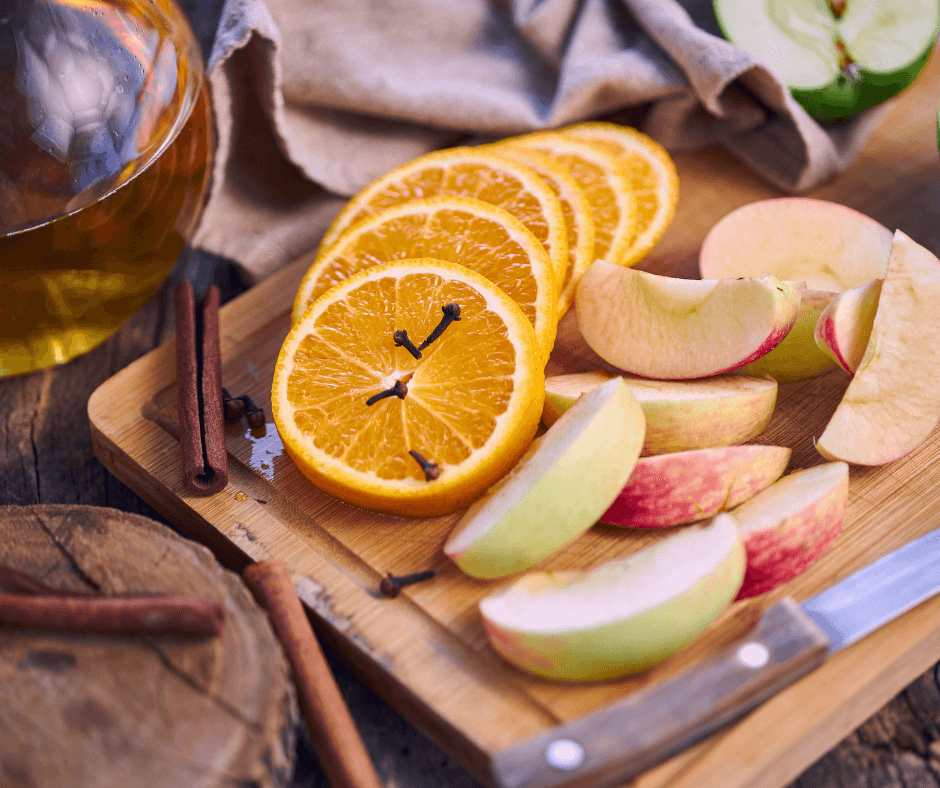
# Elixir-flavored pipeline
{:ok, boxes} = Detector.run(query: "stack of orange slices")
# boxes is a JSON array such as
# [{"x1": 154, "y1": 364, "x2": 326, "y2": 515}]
[{"x1": 273, "y1": 122, "x2": 680, "y2": 516}]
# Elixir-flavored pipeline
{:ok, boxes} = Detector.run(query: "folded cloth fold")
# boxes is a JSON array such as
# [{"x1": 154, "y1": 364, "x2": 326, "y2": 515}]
[{"x1": 193, "y1": 0, "x2": 889, "y2": 282}]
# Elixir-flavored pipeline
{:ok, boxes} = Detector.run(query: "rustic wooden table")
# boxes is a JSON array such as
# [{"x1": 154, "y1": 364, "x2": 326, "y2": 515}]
[{"x1": 3, "y1": 2, "x2": 940, "y2": 786}]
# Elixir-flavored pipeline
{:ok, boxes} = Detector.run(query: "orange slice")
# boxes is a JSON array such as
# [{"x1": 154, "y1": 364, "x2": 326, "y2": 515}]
[
  {"x1": 319, "y1": 147, "x2": 568, "y2": 290},
  {"x1": 273, "y1": 258, "x2": 545, "y2": 517},
  {"x1": 503, "y1": 131, "x2": 636, "y2": 268},
  {"x1": 564, "y1": 122, "x2": 679, "y2": 266},
  {"x1": 293, "y1": 196, "x2": 558, "y2": 362},
  {"x1": 491, "y1": 145, "x2": 595, "y2": 317}
]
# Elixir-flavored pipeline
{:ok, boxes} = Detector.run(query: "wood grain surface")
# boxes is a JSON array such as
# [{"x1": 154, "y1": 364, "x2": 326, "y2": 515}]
[
  {"x1": 86, "y1": 46, "x2": 940, "y2": 788},
  {"x1": 0, "y1": 505, "x2": 296, "y2": 788}
]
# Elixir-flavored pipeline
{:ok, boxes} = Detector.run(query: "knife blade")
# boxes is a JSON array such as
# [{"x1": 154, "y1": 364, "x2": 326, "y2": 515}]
[{"x1": 490, "y1": 527, "x2": 940, "y2": 788}]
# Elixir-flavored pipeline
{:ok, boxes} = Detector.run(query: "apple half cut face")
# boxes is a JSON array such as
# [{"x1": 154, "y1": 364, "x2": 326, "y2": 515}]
[
  {"x1": 732, "y1": 462, "x2": 849, "y2": 599},
  {"x1": 600, "y1": 445, "x2": 792, "y2": 529},
  {"x1": 714, "y1": 0, "x2": 939, "y2": 121},
  {"x1": 576, "y1": 261, "x2": 801, "y2": 380},
  {"x1": 699, "y1": 198, "x2": 893, "y2": 291},
  {"x1": 738, "y1": 287, "x2": 840, "y2": 383},
  {"x1": 444, "y1": 377, "x2": 645, "y2": 579},
  {"x1": 479, "y1": 514, "x2": 745, "y2": 682},
  {"x1": 543, "y1": 372, "x2": 778, "y2": 455},
  {"x1": 814, "y1": 278, "x2": 883, "y2": 373},
  {"x1": 817, "y1": 231, "x2": 940, "y2": 465}
]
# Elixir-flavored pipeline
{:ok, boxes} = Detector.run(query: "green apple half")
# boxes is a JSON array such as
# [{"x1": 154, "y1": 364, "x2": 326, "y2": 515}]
[
  {"x1": 714, "y1": 0, "x2": 938, "y2": 121},
  {"x1": 817, "y1": 231, "x2": 940, "y2": 465},
  {"x1": 444, "y1": 377, "x2": 645, "y2": 579},
  {"x1": 480, "y1": 515, "x2": 745, "y2": 681},
  {"x1": 543, "y1": 372, "x2": 778, "y2": 455}
]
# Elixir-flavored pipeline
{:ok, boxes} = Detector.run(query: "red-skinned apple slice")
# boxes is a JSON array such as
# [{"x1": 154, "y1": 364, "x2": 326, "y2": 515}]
[
  {"x1": 814, "y1": 279, "x2": 883, "y2": 374},
  {"x1": 576, "y1": 261, "x2": 801, "y2": 380},
  {"x1": 479, "y1": 514, "x2": 745, "y2": 681},
  {"x1": 732, "y1": 462, "x2": 849, "y2": 600},
  {"x1": 817, "y1": 232, "x2": 940, "y2": 465},
  {"x1": 738, "y1": 287, "x2": 839, "y2": 383},
  {"x1": 698, "y1": 198, "x2": 892, "y2": 291},
  {"x1": 543, "y1": 372, "x2": 778, "y2": 455},
  {"x1": 600, "y1": 445, "x2": 791, "y2": 529}
]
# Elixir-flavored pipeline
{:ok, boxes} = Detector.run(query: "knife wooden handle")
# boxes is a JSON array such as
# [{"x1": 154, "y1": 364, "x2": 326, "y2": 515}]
[{"x1": 490, "y1": 598, "x2": 831, "y2": 788}]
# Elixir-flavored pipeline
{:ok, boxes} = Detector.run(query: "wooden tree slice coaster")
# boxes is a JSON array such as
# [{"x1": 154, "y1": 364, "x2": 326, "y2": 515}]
[{"x1": 0, "y1": 505, "x2": 298, "y2": 788}]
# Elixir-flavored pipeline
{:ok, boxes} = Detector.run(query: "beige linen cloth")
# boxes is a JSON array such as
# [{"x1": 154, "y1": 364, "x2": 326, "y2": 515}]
[{"x1": 193, "y1": 0, "x2": 887, "y2": 281}]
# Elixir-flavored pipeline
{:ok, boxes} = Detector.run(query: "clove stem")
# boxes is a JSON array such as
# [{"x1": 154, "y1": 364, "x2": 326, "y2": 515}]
[
  {"x1": 408, "y1": 450, "x2": 441, "y2": 481},
  {"x1": 393, "y1": 330, "x2": 422, "y2": 360},
  {"x1": 379, "y1": 571, "x2": 436, "y2": 598},
  {"x1": 366, "y1": 379, "x2": 408, "y2": 406},
  {"x1": 418, "y1": 303, "x2": 461, "y2": 351}
]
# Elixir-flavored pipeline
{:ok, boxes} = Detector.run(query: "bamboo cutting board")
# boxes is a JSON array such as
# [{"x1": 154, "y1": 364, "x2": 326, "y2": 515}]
[{"x1": 89, "y1": 52, "x2": 940, "y2": 788}]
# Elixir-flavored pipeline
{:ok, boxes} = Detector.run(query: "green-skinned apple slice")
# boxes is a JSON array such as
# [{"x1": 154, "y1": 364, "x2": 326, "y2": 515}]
[
  {"x1": 817, "y1": 231, "x2": 940, "y2": 465},
  {"x1": 576, "y1": 261, "x2": 800, "y2": 380},
  {"x1": 600, "y1": 445, "x2": 792, "y2": 529},
  {"x1": 699, "y1": 198, "x2": 892, "y2": 291},
  {"x1": 479, "y1": 514, "x2": 745, "y2": 681},
  {"x1": 738, "y1": 286, "x2": 839, "y2": 383},
  {"x1": 814, "y1": 278, "x2": 883, "y2": 373},
  {"x1": 444, "y1": 377, "x2": 645, "y2": 579},
  {"x1": 714, "y1": 0, "x2": 939, "y2": 121},
  {"x1": 543, "y1": 372, "x2": 778, "y2": 455},
  {"x1": 732, "y1": 462, "x2": 849, "y2": 599}
]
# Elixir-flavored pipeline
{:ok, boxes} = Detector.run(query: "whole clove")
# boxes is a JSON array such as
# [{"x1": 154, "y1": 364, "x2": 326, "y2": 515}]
[{"x1": 379, "y1": 571, "x2": 436, "y2": 598}]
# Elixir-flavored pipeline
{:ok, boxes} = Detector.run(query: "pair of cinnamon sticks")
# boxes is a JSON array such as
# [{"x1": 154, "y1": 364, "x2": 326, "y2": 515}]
[{"x1": 175, "y1": 279, "x2": 229, "y2": 495}]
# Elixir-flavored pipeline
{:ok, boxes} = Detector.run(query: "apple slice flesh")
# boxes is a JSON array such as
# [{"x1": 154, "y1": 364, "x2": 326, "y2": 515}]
[
  {"x1": 732, "y1": 462, "x2": 848, "y2": 599},
  {"x1": 814, "y1": 279, "x2": 883, "y2": 374},
  {"x1": 699, "y1": 198, "x2": 892, "y2": 291},
  {"x1": 817, "y1": 231, "x2": 940, "y2": 465},
  {"x1": 480, "y1": 514, "x2": 745, "y2": 681},
  {"x1": 601, "y1": 445, "x2": 791, "y2": 529},
  {"x1": 544, "y1": 372, "x2": 778, "y2": 455},
  {"x1": 738, "y1": 287, "x2": 839, "y2": 383},
  {"x1": 576, "y1": 261, "x2": 800, "y2": 380},
  {"x1": 444, "y1": 377, "x2": 645, "y2": 579}
]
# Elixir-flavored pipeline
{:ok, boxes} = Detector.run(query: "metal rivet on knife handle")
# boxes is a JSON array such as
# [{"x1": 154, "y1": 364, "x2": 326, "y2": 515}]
[
  {"x1": 545, "y1": 739, "x2": 585, "y2": 771},
  {"x1": 737, "y1": 642, "x2": 771, "y2": 668}
]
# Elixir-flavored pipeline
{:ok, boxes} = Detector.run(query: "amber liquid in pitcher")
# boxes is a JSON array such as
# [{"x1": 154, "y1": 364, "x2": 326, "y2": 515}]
[{"x1": 0, "y1": 0, "x2": 212, "y2": 377}]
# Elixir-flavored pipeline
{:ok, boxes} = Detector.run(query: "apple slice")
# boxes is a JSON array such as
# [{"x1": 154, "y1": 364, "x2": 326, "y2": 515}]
[
  {"x1": 817, "y1": 232, "x2": 940, "y2": 465},
  {"x1": 544, "y1": 372, "x2": 778, "y2": 455},
  {"x1": 738, "y1": 287, "x2": 839, "y2": 383},
  {"x1": 732, "y1": 462, "x2": 849, "y2": 599},
  {"x1": 714, "y1": 0, "x2": 939, "y2": 121},
  {"x1": 699, "y1": 198, "x2": 892, "y2": 291},
  {"x1": 479, "y1": 514, "x2": 745, "y2": 681},
  {"x1": 444, "y1": 377, "x2": 645, "y2": 579},
  {"x1": 600, "y1": 445, "x2": 791, "y2": 529},
  {"x1": 576, "y1": 261, "x2": 801, "y2": 380},
  {"x1": 814, "y1": 278, "x2": 883, "y2": 374}
]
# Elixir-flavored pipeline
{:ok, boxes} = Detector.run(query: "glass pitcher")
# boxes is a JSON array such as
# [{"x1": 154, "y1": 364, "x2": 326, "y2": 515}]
[{"x1": 0, "y1": 0, "x2": 213, "y2": 377}]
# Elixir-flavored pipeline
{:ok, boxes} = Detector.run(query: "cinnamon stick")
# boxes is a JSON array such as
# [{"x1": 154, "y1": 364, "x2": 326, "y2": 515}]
[
  {"x1": 0, "y1": 593, "x2": 224, "y2": 637},
  {"x1": 175, "y1": 279, "x2": 228, "y2": 495},
  {"x1": 243, "y1": 560, "x2": 383, "y2": 788}
]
